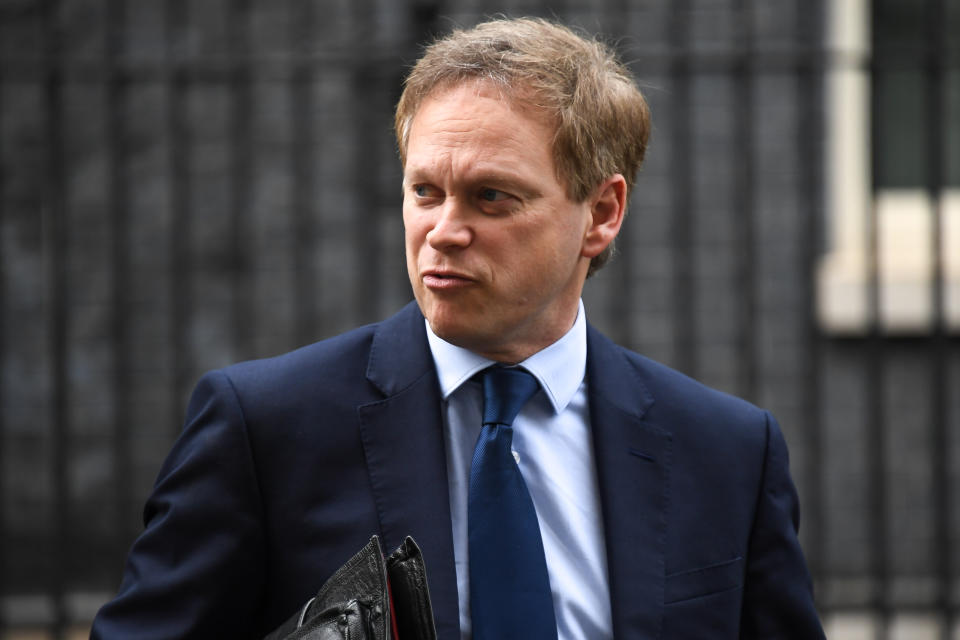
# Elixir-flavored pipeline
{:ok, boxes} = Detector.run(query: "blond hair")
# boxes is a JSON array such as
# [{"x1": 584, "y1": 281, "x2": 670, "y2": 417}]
[{"x1": 394, "y1": 17, "x2": 652, "y2": 274}]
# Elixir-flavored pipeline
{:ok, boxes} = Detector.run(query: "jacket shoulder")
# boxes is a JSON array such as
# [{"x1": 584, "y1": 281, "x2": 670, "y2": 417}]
[
  {"x1": 221, "y1": 321, "x2": 379, "y2": 394},
  {"x1": 630, "y1": 349, "x2": 764, "y2": 418},
  {"x1": 597, "y1": 335, "x2": 772, "y2": 450},
  {"x1": 201, "y1": 301, "x2": 427, "y2": 417}
]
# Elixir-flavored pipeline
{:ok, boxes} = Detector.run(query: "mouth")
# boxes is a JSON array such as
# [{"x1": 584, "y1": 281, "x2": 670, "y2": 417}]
[{"x1": 421, "y1": 270, "x2": 475, "y2": 290}]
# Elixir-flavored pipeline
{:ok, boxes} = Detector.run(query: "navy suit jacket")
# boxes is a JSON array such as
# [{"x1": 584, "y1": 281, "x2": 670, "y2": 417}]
[{"x1": 92, "y1": 302, "x2": 824, "y2": 638}]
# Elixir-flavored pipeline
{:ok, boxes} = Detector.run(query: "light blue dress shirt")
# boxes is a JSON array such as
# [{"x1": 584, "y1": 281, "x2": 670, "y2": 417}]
[{"x1": 424, "y1": 300, "x2": 613, "y2": 640}]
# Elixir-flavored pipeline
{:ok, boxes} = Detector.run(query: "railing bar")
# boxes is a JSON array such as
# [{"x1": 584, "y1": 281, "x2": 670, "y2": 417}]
[
  {"x1": 797, "y1": 0, "x2": 826, "y2": 589},
  {"x1": 350, "y1": 0, "x2": 380, "y2": 325},
  {"x1": 669, "y1": 0, "x2": 695, "y2": 376},
  {"x1": 42, "y1": 0, "x2": 68, "y2": 634},
  {"x1": 105, "y1": 0, "x2": 135, "y2": 555},
  {"x1": 290, "y1": 0, "x2": 317, "y2": 347},
  {"x1": 166, "y1": 0, "x2": 192, "y2": 421},
  {"x1": 734, "y1": 0, "x2": 757, "y2": 402},
  {"x1": 924, "y1": 0, "x2": 950, "y2": 637},
  {"x1": 868, "y1": 2, "x2": 890, "y2": 636},
  {"x1": 0, "y1": 41, "x2": 7, "y2": 634},
  {"x1": 230, "y1": 0, "x2": 254, "y2": 359}
]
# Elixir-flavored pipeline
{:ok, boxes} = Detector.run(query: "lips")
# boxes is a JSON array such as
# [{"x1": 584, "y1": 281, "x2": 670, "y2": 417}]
[{"x1": 421, "y1": 269, "x2": 475, "y2": 290}]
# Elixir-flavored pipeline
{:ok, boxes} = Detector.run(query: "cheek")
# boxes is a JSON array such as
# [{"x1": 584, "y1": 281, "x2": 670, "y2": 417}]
[
  {"x1": 403, "y1": 225, "x2": 424, "y2": 275},
  {"x1": 511, "y1": 227, "x2": 584, "y2": 289},
  {"x1": 402, "y1": 208, "x2": 425, "y2": 247},
  {"x1": 520, "y1": 219, "x2": 581, "y2": 261}
]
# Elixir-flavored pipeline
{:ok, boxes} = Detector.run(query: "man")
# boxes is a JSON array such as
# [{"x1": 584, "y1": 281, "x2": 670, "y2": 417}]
[{"x1": 93, "y1": 18, "x2": 825, "y2": 639}]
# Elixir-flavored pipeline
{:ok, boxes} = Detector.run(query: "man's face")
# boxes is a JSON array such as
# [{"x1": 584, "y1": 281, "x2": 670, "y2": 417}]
[{"x1": 402, "y1": 82, "x2": 596, "y2": 363}]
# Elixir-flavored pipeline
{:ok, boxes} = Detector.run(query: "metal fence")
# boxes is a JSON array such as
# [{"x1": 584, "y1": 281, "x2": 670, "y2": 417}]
[{"x1": 0, "y1": 0, "x2": 958, "y2": 637}]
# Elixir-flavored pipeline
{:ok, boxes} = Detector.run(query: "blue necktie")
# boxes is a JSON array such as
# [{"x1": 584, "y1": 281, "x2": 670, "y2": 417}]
[{"x1": 468, "y1": 366, "x2": 558, "y2": 640}]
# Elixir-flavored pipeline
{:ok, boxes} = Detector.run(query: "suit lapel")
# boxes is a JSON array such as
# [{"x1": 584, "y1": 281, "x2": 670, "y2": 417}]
[
  {"x1": 587, "y1": 326, "x2": 672, "y2": 638},
  {"x1": 358, "y1": 303, "x2": 460, "y2": 640}
]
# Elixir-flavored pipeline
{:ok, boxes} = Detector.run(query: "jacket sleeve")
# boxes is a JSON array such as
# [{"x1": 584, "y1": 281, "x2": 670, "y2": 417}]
[
  {"x1": 91, "y1": 370, "x2": 267, "y2": 639},
  {"x1": 739, "y1": 412, "x2": 825, "y2": 639}
]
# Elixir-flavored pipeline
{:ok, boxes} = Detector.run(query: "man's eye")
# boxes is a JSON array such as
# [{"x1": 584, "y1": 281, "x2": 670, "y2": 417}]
[
  {"x1": 479, "y1": 188, "x2": 509, "y2": 202},
  {"x1": 414, "y1": 185, "x2": 433, "y2": 197}
]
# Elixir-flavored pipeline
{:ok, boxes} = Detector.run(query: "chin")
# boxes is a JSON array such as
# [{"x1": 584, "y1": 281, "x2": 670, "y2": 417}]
[
  {"x1": 425, "y1": 314, "x2": 482, "y2": 350},
  {"x1": 417, "y1": 294, "x2": 493, "y2": 347},
  {"x1": 427, "y1": 317, "x2": 469, "y2": 345}
]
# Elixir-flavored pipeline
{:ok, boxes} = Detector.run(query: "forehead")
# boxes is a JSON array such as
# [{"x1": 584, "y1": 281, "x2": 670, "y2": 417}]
[{"x1": 404, "y1": 81, "x2": 558, "y2": 175}]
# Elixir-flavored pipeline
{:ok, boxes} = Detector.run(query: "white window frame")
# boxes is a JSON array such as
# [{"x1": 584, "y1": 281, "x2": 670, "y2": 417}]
[{"x1": 817, "y1": 0, "x2": 960, "y2": 334}]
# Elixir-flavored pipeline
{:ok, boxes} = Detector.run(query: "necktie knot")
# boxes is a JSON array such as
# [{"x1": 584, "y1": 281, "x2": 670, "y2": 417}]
[{"x1": 481, "y1": 366, "x2": 539, "y2": 427}]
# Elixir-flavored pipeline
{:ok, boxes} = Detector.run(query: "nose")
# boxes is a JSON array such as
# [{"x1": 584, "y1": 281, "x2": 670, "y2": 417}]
[{"x1": 426, "y1": 199, "x2": 473, "y2": 250}]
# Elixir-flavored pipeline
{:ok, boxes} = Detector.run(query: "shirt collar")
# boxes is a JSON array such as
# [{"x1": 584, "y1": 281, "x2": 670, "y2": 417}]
[{"x1": 424, "y1": 299, "x2": 587, "y2": 414}]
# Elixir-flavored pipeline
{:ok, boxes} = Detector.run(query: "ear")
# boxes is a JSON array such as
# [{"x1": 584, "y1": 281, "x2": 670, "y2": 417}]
[{"x1": 581, "y1": 174, "x2": 627, "y2": 259}]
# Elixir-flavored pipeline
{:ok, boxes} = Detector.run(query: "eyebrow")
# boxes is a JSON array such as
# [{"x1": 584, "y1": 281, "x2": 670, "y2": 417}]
[
  {"x1": 403, "y1": 166, "x2": 543, "y2": 200},
  {"x1": 473, "y1": 173, "x2": 542, "y2": 200}
]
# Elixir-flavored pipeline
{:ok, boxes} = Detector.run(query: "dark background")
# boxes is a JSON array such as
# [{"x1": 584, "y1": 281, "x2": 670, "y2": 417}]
[{"x1": 1, "y1": 0, "x2": 958, "y2": 636}]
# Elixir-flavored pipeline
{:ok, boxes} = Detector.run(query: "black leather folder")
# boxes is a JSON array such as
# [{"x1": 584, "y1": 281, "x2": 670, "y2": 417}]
[{"x1": 265, "y1": 535, "x2": 437, "y2": 640}]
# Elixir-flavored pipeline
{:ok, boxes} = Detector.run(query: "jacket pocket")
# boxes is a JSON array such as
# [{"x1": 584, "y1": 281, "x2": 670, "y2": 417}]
[{"x1": 664, "y1": 556, "x2": 743, "y2": 604}]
